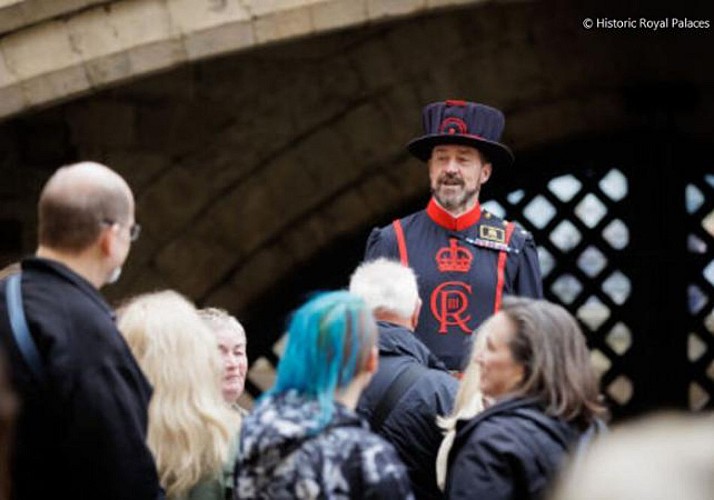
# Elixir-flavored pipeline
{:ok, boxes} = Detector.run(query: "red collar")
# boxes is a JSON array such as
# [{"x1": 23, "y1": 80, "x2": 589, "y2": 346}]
[{"x1": 426, "y1": 198, "x2": 482, "y2": 231}]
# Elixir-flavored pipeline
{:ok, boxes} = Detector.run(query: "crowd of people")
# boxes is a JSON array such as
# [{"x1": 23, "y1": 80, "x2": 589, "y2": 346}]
[{"x1": 0, "y1": 99, "x2": 709, "y2": 500}]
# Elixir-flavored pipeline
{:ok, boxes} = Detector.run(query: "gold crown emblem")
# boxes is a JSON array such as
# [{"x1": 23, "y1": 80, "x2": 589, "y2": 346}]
[{"x1": 436, "y1": 239, "x2": 473, "y2": 272}]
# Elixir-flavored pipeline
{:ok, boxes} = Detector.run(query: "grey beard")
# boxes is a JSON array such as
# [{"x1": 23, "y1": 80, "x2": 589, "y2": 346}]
[
  {"x1": 432, "y1": 185, "x2": 478, "y2": 212},
  {"x1": 106, "y1": 266, "x2": 122, "y2": 285}
]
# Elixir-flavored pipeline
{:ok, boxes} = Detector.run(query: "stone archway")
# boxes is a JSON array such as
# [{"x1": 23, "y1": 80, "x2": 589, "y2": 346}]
[
  {"x1": 1, "y1": 0, "x2": 712, "y2": 413},
  {"x1": 0, "y1": 0, "x2": 488, "y2": 119}
]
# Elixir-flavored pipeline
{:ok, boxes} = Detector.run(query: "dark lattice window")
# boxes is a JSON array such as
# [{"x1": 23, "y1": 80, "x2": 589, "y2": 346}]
[
  {"x1": 483, "y1": 167, "x2": 634, "y2": 411},
  {"x1": 685, "y1": 174, "x2": 714, "y2": 410},
  {"x1": 239, "y1": 156, "x2": 714, "y2": 417}
]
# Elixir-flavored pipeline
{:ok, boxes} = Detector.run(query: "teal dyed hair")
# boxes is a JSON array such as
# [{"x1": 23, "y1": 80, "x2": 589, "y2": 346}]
[{"x1": 269, "y1": 291, "x2": 375, "y2": 433}]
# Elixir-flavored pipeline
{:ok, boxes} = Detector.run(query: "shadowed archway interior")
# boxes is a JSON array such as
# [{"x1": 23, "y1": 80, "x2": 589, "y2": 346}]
[{"x1": 0, "y1": 1, "x2": 712, "y2": 418}]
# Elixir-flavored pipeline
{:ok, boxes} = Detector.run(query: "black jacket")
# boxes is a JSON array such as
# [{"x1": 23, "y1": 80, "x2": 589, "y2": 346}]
[
  {"x1": 0, "y1": 258, "x2": 162, "y2": 499},
  {"x1": 445, "y1": 396, "x2": 580, "y2": 500},
  {"x1": 357, "y1": 321, "x2": 457, "y2": 499}
]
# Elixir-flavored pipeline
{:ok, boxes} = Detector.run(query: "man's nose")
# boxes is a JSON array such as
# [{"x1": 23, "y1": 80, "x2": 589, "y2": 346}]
[{"x1": 444, "y1": 158, "x2": 459, "y2": 173}]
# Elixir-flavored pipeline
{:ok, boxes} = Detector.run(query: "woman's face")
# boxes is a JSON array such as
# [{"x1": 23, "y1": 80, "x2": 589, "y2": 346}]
[
  {"x1": 215, "y1": 327, "x2": 248, "y2": 404},
  {"x1": 475, "y1": 312, "x2": 525, "y2": 399}
]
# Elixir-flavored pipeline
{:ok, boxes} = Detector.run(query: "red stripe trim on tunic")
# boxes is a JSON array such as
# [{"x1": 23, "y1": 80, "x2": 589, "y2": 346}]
[
  {"x1": 494, "y1": 222, "x2": 516, "y2": 313},
  {"x1": 392, "y1": 219, "x2": 409, "y2": 266}
]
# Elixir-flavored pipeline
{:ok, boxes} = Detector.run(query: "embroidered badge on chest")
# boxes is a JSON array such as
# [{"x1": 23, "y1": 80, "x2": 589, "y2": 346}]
[
  {"x1": 454, "y1": 225, "x2": 518, "y2": 254},
  {"x1": 435, "y1": 238, "x2": 473, "y2": 273},
  {"x1": 480, "y1": 225, "x2": 505, "y2": 243}
]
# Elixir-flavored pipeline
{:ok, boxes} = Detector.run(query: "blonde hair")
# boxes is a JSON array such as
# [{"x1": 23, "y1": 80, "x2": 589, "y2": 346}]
[{"x1": 117, "y1": 290, "x2": 240, "y2": 498}]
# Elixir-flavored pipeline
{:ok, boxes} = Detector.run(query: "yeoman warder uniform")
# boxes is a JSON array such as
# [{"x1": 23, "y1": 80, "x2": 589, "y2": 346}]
[{"x1": 365, "y1": 100, "x2": 543, "y2": 372}]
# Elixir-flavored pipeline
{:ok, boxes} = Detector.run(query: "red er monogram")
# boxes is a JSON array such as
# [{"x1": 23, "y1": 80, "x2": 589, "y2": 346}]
[
  {"x1": 430, "y1": 281, "x2": 472, "y2": 334},
  {"x1": 432, "y1": 239, "x2": 474, "y2": 334}
]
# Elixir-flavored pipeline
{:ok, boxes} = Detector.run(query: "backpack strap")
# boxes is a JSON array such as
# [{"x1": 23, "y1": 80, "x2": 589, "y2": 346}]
[
  {"x1": 5, "y1": 273, "x2": 45, "y2": 382},
  {"x1": 392, "y1": 219, "x2": 409, "y2": 266},
  {"x1": 573, "y1": 418, "x2": 608, "y2": 464},
  {"x1": 494, "y1": 221, "x2": 517, "y2": 313},
  {"x1": 371, "y1": 362, "x2": 424, "y2": 432}
]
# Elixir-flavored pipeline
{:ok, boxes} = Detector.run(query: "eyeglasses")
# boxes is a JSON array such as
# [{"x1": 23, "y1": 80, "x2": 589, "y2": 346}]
[
  {"x1": 102, "y1": 220, "x2": 141, "y2": 242},
  {"x1": 127, "y1": 223, "x2": 141, "y2": 242}
]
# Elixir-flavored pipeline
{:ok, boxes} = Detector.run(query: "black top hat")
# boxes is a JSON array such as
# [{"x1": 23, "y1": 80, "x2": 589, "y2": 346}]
[{"x1": 407, "y1": 100, "x2": 514, "y2": 168}]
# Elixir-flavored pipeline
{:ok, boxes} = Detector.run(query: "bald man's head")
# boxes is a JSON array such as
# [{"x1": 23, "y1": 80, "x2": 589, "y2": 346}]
[{"x1": 38, "y1": 162, "x2": 134, "y2": 252}]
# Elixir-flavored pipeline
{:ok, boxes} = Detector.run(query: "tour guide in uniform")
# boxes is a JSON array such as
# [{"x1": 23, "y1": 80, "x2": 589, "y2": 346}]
[{"x1": 365, "y1": 100, "x2": 543, "y2": 372}]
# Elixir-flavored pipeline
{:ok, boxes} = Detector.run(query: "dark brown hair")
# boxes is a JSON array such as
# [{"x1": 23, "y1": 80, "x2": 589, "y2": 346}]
[
  {"x1": 501, "y1": 296, "x2": 606, "y2": 428},
  {"x1": 38, "y1": 167, "x2": 131, "y2": 252}
]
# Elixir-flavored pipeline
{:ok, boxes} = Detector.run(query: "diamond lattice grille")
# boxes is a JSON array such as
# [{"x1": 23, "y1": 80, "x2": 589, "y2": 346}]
[
  {"x1": 483, "y1": 168, "x2": 634, "y2": 410},
  {"x1": 685, "y1": 174, "x2": 714, "y2": 410}
]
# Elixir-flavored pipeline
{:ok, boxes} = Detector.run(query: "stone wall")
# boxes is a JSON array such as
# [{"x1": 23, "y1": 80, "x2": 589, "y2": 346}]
[
  {"x1": 1, "y1": 0, "x2": 712, "y2": 346},
  {"x1": 0, "y1": 0, "x2": 482, "y2": 119}
]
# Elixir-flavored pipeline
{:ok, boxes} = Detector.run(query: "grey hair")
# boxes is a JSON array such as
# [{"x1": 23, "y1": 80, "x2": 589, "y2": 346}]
[
  {"x1": 198, "y1": 307, "x2": 246, "y2": 344},
  {"x1": 349, "y1": 258, "x2": 420, "y2": 319}
]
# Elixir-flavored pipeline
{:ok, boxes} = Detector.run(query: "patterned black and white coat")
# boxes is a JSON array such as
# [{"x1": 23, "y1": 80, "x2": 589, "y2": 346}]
[{"x1": 235, "y1": 390, "x2": 414, "y2": 500}]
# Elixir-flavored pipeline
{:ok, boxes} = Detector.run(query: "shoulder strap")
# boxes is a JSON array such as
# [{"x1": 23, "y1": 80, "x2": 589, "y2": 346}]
[
  {"x1": 493, "y1": 221, "x2": 517, "y2": 313},
  {"x1": 391, "y1": 219, "x2": 409, "y2": 266},
  {"x1": 5, "y1": 274, "x2": 45, "y2": 382},
  {"x1": 371, "y1": 362, "x2": 424, "y2": 432},
  {"x1": 573, "y1": 418, "x2": 608, "y2": 460}
]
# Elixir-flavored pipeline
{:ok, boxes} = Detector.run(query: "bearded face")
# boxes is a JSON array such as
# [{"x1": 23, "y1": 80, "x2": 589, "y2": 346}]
[
  {"x1": 428, "y1": 145, "x2": 492, "y2": 215},
  {"x1": 431, "y1": 171, "x2": 479, "y2": 212}
]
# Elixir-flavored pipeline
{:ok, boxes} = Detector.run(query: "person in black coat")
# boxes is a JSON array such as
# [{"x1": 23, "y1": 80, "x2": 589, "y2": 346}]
[
  {"x1": 442, "y1": 296, "x2": 606, "y2": 500},
  {"x1": 0, "y1": 345, "x2": 17, "y2": 500},
  {"x1": 0, "y1": 163, "x2": 162, "y2": 499},
  {"x1": 351, "y1": 258, "x2": 458, "y2": 499}
]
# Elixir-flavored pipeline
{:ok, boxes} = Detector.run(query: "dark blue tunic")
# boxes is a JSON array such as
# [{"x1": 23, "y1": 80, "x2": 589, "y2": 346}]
[{"x1": 365, "y1": 199, "x2": 542, "y2": 371}]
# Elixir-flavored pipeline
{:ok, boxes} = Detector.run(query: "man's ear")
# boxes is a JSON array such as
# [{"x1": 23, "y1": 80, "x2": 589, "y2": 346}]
[
  {"x1": 364, "y1": 345, "x2": 379, "y2": 375},
  {"x1": 480, "y1": 162, "x2": 493, "y2": 184},
  {"x1": 98, "y1": 224, "x2": 116, "y2": 256},
  {"x1": 411, "y1": 298, "x2": 422, "y2": 330}
]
